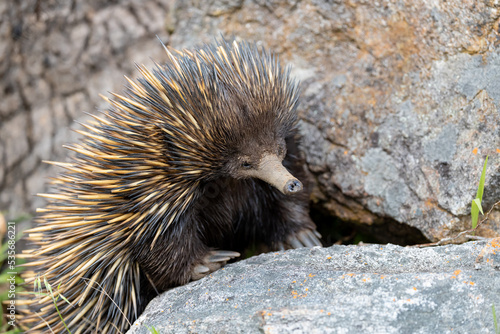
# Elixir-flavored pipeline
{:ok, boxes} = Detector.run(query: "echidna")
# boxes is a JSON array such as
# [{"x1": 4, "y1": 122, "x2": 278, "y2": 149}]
[{"x1": 20, "y1": 38, "x2": 321, "y2": 333}]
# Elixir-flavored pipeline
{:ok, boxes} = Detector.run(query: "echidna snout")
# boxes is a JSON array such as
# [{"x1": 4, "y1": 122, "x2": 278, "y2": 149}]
[{"x1": 242, "y1": 153, "x2": 303, "y2": 195}]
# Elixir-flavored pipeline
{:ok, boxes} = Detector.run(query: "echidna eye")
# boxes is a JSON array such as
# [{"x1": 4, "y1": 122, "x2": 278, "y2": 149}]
[{"x1": 241, "y1": 162, "x2": 252, "y2": 169}]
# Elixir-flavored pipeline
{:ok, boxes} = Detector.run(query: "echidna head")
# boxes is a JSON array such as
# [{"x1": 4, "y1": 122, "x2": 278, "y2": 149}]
[
  {"x1": 218, "y1": 102, "x2": 303, "y2": 195},
  {"x1": 192, "y1": 40, "x2": 303, "y2": 195}
]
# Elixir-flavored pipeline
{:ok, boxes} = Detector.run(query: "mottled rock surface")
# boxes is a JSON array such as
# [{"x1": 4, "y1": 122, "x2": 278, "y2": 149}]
[
  {"x1": 128, "y1": 240, "x2": 500, "y2": 334},
  {"x1": 1, "y1": 1, "x2": 499, "y2": 240}
]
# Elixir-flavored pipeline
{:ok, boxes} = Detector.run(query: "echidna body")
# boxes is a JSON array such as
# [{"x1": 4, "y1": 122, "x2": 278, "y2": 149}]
[{"x1": 20, "y1": 39, "x2": 321, "y2": 333}]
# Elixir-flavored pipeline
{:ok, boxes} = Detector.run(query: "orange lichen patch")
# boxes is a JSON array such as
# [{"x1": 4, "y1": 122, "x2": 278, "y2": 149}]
[
  {"x1": 327, "y1": 312, "x2": 331, "y2": 316},
  {"x1": 476, "y1": 237, "x2": 500, "y2": 263},
  {"x1": 327, "y1": 256, "x2": 332, "y2": 260},
  {"x1": 344, "y1": 150, "x2": 348, "y2": 155},
  {"x1": 461, "y1": 281, "x2": 475, "y2": 286},
  {"x1": 308, "y1": 273, "x2": 316, "y2": 278},
  {"x1": 346, "y1": 273, "x2": 355, "y2": 277},
  {"x1": 380, "y1": 275, "x2": 386, "y2": 279},
  {"x1": 413, "y1": 287, "x2": 417, "y2": 291},
  {"x1": 450, "y1": 269, "x2": 462, "y2": 279},
  {"x1": 473, "y1": 147, "x2": 478, "y2": 155},
  {"x1": 490, "y1": 238, "x2": 500, "y2": 250},
  {"x1": 423, "y1": 198, "x2": 439, "y2": 209},
  {"x1": 497, "y1": 149, "x2": 500, "y2": 153},
  {"x1": 291, "y1": 289, "x2": 307, "y2": 299}
]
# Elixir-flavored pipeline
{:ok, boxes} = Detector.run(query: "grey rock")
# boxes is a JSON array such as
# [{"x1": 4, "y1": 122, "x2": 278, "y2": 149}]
[
  {"x1": 207, "y1": 0, "x2": 244, "y2": 17},
  {"x1": 130, "y1": 1, "x2": 169, "y2": 33},
  {"x1": 1, "y1": 113, "x2": 30, "y2": 170},
  {"x1": 361, "y1": 148, "x2": 411, "y2": 219},
  {"x1": 65, "y1": 91, "x2": 89, "y2": 121},
  {"x1": 25, "y1": 165, "x2": 52, "y2": 211},
  {"x1": 50, "y1": 98, "x2": 70, "y2": 143},
  {"x1": 83, "y1": 15, "x2": 111, "y2": 70},
  {"x1": 423, "y1": 125, "x2": 458, "y2": 164},
  {"x1": 107, "y1": 6, "x2": 146, "y2": 53},
  {"x1": 0, "y1": 180, "x2": 25, "y2": 214},
  {"x1": 20, "y1": 134, "x2": 52, "y2": 177},
  {"x1": 128, "y1": 241, "x2": 500, "y2": 334},
  {"x1": 0, "y1": 143, "x2": 4, "y2": 186},
  {"x1": 0, "y1": 84, "x2": 22, "y2": 119},
  {"x1": 30, "y1": 105, "x2": 53, "y2": 149}
]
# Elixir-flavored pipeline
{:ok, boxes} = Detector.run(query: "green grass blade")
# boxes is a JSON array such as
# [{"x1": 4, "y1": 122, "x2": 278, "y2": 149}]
[
  {"x1": 44, "y1": 277, "x2": 72, "y2": 334},
  {"x1": 493, "y1": 304, "x2": 499, "y2": 334},
  {"x1": 471, "y1": 200, "x2": 479, "y2": 229},
  {"x1": 0, "y1": 296, "x2": 3, "y2": 327},
  {"x1": 471, "y1": 155, "x2": 488, "y2": 230},
  {"x1": 475, "y1": 155, "x2": 488, "y2": 201},
  {"x1": 473, "y1": 198, "x2": 484, "y2": 215},
  {"x1": 37, "y1": 277, "x2": 42, "y2": 296},
  {"x1": 59, "y1": 293, "x2": 71, "y2": 305},
  {"x1": 44, "y1": 277, "x2": 53, "y2": 295},
  {"x1": 147, "y1": 326, "x2": 160, "y2": 334}
]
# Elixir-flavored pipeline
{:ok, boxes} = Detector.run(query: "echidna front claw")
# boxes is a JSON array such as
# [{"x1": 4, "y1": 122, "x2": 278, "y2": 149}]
[
  {"x1": 287, "y1": 229, "x2": 323, "y2": 249},
  {"x1": 194, "y1": 265, "x2": 210, "y2": 276},
  {"x1": 191, "y1": 250, "x2": 240, "y2": 281}
]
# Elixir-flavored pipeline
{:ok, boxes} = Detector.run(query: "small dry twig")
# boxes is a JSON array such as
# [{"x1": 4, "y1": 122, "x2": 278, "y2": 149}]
[{"x1": 411, "y1": 200, "x2": 500, "y2": 248}]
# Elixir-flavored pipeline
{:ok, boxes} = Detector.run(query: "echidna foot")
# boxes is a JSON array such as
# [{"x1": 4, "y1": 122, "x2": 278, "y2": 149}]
[
  {"x1": 277, "y1": 229, "x2": 322, "y2": 250},
  {"x1": 191, "y1": 250, "x2": 240, "y2": 281}
]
